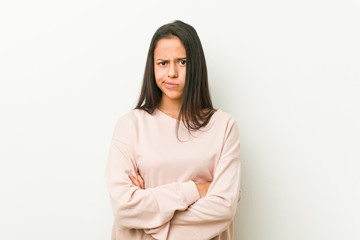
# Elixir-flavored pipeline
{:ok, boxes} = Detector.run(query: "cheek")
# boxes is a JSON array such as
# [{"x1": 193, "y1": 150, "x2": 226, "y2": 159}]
[
  {"x1": 180, "y1": 68, "x2": 186, "y2": 81},
  {"x1": 154, "y1": 67, "x2": 165, "y2": 81}
]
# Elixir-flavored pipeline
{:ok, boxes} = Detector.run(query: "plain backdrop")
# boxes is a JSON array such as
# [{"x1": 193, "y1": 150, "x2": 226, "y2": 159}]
[{"x1": 0, "y1": 0, "x2": 359, "y2": 239}]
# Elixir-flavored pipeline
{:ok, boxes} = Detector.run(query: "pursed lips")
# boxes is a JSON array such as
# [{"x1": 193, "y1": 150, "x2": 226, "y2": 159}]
[{"x1": 164, "y1": 82, "x2": 178, "y2": 88}]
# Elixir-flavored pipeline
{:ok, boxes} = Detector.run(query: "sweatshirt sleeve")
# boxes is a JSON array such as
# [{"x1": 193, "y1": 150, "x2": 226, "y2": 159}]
[
  {"x1": 105, "y1": 116, "x2": 200, "y2": 230},
  {"x1": 146, "y1": 117, "x2": 241, "y2": 240}
]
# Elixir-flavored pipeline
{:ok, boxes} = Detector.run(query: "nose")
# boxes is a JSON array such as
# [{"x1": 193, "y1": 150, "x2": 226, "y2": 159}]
[{"x1": 167, "y1": 62, "x2": 178, "y2": 78}]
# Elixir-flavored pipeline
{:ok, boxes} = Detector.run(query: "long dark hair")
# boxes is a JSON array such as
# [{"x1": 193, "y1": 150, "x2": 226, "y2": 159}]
[{"x1": 135, "y1": 20, "x2": 217, "y2": 138}]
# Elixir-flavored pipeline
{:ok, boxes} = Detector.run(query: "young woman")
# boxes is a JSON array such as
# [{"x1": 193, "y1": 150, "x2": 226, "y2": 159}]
[{"x1": 105, "y1": 20, "x2": 241, "y2": 240}]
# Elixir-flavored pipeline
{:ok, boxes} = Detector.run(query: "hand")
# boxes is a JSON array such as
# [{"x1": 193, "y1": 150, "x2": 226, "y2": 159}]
[
  {"x1": 128, "y1": 170, "x2": 145, "y2": 189},
  {"x1": 195, "y1": 182, "x2": 212, "y2": 198}
]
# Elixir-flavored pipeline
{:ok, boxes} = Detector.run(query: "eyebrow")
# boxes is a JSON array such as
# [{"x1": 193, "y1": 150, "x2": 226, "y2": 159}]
[{"x1": 156, "y1": 57, "x2": 187, "y2": 61}]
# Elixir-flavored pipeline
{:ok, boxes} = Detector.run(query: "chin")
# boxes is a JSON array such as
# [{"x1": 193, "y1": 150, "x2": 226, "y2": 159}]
[{"x1": 163, "y1": 93, "x2": 183, "y2": 101}]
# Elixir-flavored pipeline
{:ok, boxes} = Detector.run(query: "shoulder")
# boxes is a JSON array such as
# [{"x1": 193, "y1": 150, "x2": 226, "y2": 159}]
[
  {"x1": 114, "y1": 108, "x2": 153, "y2": 129},
  {"x1": 211, "y1": 109, "x2": 240, "y2": 138},
  {"x1": 213, "y1": 108, "x2": 238, "y2": 126},
  {"x1": 111, "y1": 109, "x2": 152, "y2": 141},
  {"x1": 115, "y1": 108, "x2": 141, "y2": 124},
  {"x1": 211, "y1": 110, "x2": 241, "y2": 151}
]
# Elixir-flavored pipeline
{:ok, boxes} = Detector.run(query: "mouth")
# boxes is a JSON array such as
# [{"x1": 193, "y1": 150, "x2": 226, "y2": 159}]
[{"x1": 164, "y1": 82, "x2": 178, "y2": 88}]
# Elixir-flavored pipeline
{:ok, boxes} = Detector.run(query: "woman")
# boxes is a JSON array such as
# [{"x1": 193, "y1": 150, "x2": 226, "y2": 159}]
[{"x1": 105, "y1": 20, "x2": 241, "y2": 240}]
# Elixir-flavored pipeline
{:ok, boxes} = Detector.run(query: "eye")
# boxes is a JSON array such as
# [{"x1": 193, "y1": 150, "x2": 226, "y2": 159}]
[
  {"x1": 179, "y1": 60, "x2": 186, "y2": 65},
  {"x1": 159, "y1": 62, "x2": 167, "y2": 66}
]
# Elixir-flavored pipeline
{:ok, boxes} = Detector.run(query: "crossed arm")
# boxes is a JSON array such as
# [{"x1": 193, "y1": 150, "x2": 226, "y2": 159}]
[
  {"x1": 129, "y1": 171, "x2": 211, "y2": 198},
  {"x1": 129, "y1": 153, "x2": 241, "y2": 240},
  {"x1": 105, "y1": 117, "x2": 241, "y2": 240}
]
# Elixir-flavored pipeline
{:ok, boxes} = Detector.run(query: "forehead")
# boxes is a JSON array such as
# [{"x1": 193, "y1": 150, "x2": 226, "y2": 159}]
[{"x1": 154, "y1": 37, "x2": 186, "y2": 58}]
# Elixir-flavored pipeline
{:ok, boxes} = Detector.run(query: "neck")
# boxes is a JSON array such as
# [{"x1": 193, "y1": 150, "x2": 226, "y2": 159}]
[{"x1": 158, "y1": 97, "x2": 182, "y2": 118}]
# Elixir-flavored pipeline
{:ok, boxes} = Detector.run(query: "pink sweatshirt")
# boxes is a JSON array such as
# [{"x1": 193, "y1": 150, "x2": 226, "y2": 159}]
[{"x1": 105, "y1": 107, "x2": 241, "y2": 240}]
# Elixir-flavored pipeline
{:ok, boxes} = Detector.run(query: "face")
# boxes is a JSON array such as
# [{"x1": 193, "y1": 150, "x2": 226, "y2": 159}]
[{"x1": 154, "y1": 36, "x2": 186, "y2": 104}]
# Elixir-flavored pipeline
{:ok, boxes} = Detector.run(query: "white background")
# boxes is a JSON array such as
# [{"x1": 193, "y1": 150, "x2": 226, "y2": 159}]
[{"x1": 1, "y1": 0, "x2": 359, "y2": 239}]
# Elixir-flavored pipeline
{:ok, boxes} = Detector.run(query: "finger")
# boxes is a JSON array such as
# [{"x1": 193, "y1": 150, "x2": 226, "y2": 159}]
[
  {"x1": 128, "y1": 173, "x2": 135, "y2": 185},
  {"x1": 128, "y1": 173, "x2": 140, "y2": 187},
  {"x1": 136, "y1": 171, "x2": 144, "y2": 189},
  {"x1": 136, "y1": 173, "x2": 144, "y2": 189}
]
